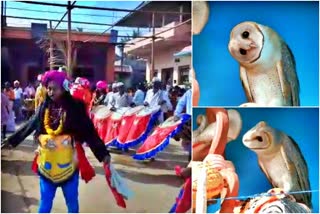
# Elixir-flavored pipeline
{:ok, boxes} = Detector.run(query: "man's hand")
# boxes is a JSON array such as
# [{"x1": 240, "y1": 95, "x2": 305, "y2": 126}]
[
  {"x1": 103, "y1": 155, "x2": 111, "y2": 164},
  {"x1": 158, "y1": 100, "x2": 166, "y2": 105},
  {"x1": 180, "y1": 167, "x2": 191, "y2": 178},
  {"x1": 1, "y1": 139, "x2": 13, "y2": 150},
  {"x1": 130, "y1": 103, "x2": 136, "y2": 108},
  {"x1": 173, "y1": 115, "x2": 180, "y2": 122}
]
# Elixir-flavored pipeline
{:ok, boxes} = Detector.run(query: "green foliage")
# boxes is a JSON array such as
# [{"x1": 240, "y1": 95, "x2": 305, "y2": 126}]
[{"x1": 120, "y1": 29, "x2": 142, "y2": 43}]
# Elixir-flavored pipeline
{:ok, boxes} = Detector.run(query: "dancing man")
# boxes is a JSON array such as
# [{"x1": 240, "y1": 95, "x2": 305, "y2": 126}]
[{"x1": 3, "y1": 70, "x2": 111, "y2": 213}]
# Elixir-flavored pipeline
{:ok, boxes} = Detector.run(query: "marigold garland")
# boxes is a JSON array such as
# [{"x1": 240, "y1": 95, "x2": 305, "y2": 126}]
[{"x1": 44, "y1": 108, "x2": 65, "y2": 135}]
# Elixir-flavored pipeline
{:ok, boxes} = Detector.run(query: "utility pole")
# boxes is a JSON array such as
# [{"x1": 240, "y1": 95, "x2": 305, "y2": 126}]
[
  {"x1": 67, "y1": 1, "x2": 72, "y2": 76},
  {"x1": 150, "y1": 12, "x2": 155, "y2": 81},
  {"x1": 49, "y1": 21, "x2": 53, "y2": 70}
]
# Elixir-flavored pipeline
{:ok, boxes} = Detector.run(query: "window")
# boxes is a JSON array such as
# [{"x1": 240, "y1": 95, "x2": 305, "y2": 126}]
[{"x1": 178, "y1": 65, "x2": 190, "y2": 84}]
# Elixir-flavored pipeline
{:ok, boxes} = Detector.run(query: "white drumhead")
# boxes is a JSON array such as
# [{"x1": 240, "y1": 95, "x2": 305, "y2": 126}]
[
  {"x1": 160, "y1": 116, "x2": 181, "y2": 128},
  {"x1": 111, "y1": 111, "x2": 123, "y2": 120},
  {"x1": 91, "y1": 105, "x2": 105, "y2": 114},
  {"x1": 124, "y1": 106, "x2": 144, "y2": 116},
  {"x1": 94, "y1": 106, "x2": 112, "y2": 119},
  {"x1": 137, "y1": 106, "x2": 161, "y2": 117}
]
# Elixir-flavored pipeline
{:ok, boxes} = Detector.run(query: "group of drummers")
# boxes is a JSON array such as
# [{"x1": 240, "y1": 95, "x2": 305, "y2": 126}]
[{"x1": 88, "y1": 76, "x2": 192, "y2": 156}]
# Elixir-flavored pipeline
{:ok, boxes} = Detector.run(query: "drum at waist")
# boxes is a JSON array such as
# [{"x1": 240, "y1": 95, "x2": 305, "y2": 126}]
[
  {"x1": 93, "y1": 105, "x2": 112, "y2": 120},
  {"x1": 137, "y1": 106, "x2": 161, "y2": 117},
  {"x1": 123, "y1": 106, "x2": 144, "y2": 116}
]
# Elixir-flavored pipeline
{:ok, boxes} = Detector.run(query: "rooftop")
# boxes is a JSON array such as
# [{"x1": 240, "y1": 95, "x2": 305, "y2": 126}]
[
  {"x1": 114, "y1": 1, "x2": 191, "y2": 28},
  {"x1": 1, "y1": 26, "x2": 111, "y2": 43}
]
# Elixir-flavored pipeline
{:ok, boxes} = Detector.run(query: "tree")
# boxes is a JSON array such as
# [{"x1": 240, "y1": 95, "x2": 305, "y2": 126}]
[
  {"x1": 120, "y1": 29, "x2": 141, "y2": 43},
  {"x1": 36, "y1": 35, "x2": 78, "y2": 76},
  {"x1": 119, "y1": 29, "x2": 142, "y2": 59}
]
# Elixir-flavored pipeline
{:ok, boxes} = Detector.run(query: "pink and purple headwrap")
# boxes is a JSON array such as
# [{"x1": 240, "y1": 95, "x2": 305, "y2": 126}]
[
  {"x1": 43, "y1": 70, "x2": 71, "y2": 91},
  {"x1": 96, "y1": 80, "x2": 107, "y2": 90},
  {"x1": 75, "y1": 77, "x2": 90, "y2": 88}
]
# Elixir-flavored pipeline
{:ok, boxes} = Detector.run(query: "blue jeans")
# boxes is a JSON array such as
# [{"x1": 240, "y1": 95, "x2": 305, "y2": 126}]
[{"x1": 38, "y1": 172, "x2": 79, "y2": 213}]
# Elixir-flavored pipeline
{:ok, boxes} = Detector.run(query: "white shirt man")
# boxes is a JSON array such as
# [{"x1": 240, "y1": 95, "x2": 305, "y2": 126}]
[
  {"x1": 132, "y1": 83, "x2": 145, "y2": 106},
  {"x1": 111, "y1": 82, "x2": 132, "y2": 108},
  {"x1": 174, "y1": 89, "x2": 192, "y2": 116},
  {"x1": 13, "y1": 82, "x2": 23, "y2": 100},
  {"x1": 104, "y1": 83, "x2": 117, "y2": 108},
  {"x1": 144, "y1": 78, "x2": 172, "y2": 123}
]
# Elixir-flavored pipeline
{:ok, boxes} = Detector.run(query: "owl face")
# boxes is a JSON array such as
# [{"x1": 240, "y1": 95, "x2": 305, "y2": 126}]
[{"x1": 228, "y1": 22, "x2": 264, "y2": 64}]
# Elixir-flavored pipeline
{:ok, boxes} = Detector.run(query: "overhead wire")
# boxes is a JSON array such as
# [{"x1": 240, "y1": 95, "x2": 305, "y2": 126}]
[{"x1": 5, "y1": 6, "x2": 124, "y2": 18}]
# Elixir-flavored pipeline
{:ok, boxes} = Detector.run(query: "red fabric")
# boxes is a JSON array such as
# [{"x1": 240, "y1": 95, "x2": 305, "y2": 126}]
[
  {"x1": 135, "y1": 124, "x2": 179, "y2": 155},
  {"x1": 75, "y1": 143, "x2": 96, "y2": 183},
  {"x1": 104, "y1": 116, "x2": 122, "y2": 146},
  {"x1": 103, "y1": 163, "x2": 126, "y2": 208},
  {"x1": 125, "y1": 114, "x2": 151, "y2": 143},
  {"x1": 94, "y1": 116, "x2": 111, "y2": 143},
  {"x1": 175, "y1": 165, "x2": 182, "y2": 176},
  {"x1": 175, "y1": 177, "x2": 191, "y2": 213},
  {"x1": 117, "y1": 114, "x2": 137, "y2": 144},
  {"x1": 71, "y1": 85, "x2": 92, "y2": 114},
  {"x1": 32, "y1": 154, "x2": 38, "y2": 174}
]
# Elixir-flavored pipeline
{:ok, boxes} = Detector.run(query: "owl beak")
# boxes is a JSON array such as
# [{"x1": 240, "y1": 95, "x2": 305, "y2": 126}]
[{"x1": 249, "y1": 42, "x2": 257, "y2": 48}]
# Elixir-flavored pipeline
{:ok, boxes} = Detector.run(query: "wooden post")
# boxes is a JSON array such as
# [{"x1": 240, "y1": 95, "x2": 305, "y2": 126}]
[
  {"x1": 49, "y1": 21, "x2": 53, "y2": 70},
  {"x1": 179, "y1": 4, "x2": 183, "y2": 22},
  {"x1": 67, "y1": 1, "x2": 72, "y2": 77},
  {"x1": 2, "y1": 1, "x2": 6, "y2": 27},
  {"x1": 150, "y1": 12, "x2": 155, "y2": 81},
  {"x1": 162, "y1": 14, "x2": 165, "y2": 27},
  {"x1": 121, "y1": 44, "x2": 124, "y2": 73},
  {"x1": 1, "y1": 1, "x2": 3, "y2": 27}
]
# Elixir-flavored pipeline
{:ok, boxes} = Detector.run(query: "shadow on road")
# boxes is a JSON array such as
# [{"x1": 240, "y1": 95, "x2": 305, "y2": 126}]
[
  {"x1": 93, "y1": 166, "x2": 184, "y2": 188},
  {"x1": 117, "y1": 169, "x2": 184, "y2": 187},
  {"x1": 110, "y1": 154, "x2": 188, "y2": 171},
  {"x1": 1, "y1": 190, "x2": 38, "y2": 213},
  {"x1": 1, "y1": 160, "x2": 35, "y2": 176}
]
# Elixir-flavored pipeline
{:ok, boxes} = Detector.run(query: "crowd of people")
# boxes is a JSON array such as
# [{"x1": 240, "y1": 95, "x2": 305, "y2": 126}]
[
  {"x1": 1, "y1": 79, "x2": 38, "y2": 139},
  {"x1": 1, "y1": 72, "x2": 191, "y2": 143}
]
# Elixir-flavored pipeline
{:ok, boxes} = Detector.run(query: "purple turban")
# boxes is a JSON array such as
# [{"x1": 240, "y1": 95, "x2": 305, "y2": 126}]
[{"x1": 43, "y1": 70, "x2": 70, "y2": 91}]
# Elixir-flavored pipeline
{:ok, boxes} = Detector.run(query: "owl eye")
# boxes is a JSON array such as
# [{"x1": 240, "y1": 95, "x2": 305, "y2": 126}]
[
  {"x1": 239, "y1": 48, "x2": 247, "y2": 55},
  {"x1": 242, "y1": 31, "x2": 250, "y2": 39}
]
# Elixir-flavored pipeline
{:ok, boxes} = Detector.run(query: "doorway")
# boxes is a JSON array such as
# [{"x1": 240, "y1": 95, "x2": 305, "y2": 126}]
[
  {"x1": 27, "y1": 65, "x2": 41, "y2": 84},
  {"x1": 161, "y1": 67, "x2": 174, "y2": 85},
  {"x1": 73, "y1": 66, "x2": 94, "y2": 82}
]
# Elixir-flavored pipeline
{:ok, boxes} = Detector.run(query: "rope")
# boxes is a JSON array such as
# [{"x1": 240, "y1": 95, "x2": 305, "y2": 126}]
[{"x1": 207, "y1": 189, "x2": 319, "y2": 201}]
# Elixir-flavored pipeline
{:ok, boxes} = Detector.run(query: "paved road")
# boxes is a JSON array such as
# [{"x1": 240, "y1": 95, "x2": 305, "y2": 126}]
[{"x1": 1, "y1": 133, "x2": 189, "y2": 213}]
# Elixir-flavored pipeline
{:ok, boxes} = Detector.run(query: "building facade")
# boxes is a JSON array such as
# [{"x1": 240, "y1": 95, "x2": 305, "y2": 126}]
[
  {"x1": 1, "y1": 26, "x2": 115, "y2": 87},
  {"x1": 115, "y1": 1, "x2": 191, "y2": 86}
]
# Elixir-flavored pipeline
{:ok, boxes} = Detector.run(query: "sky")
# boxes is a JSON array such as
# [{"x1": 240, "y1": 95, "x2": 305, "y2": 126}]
[{"x1": 3, "y1": 1, "x2": 148, "y2": 55}]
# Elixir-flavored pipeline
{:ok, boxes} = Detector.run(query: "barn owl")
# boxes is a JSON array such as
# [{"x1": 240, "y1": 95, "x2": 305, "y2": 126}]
[
  {"x1": 228, "y1": 21, "x2": 300, "y2": 107},
  {"x1": 243, "y1": 121, "x2": 311, "y2": 208}
]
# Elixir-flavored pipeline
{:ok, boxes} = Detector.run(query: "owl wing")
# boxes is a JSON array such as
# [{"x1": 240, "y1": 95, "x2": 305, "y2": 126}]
[
  {"x1": 281, "y1": 136, "x2": 311, "y2": 208},
  {"x1": 240, "y1": 66, "x2": 254, "y2": 102},
  {"x1": 277, "y1": 43, "x2": 300, "y2": 106},
  {"x1": 258, "y1": 159, "x2": 274, "y2": 186}
]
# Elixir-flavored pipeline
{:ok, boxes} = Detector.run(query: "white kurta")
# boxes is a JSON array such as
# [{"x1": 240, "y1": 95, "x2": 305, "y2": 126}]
[
  {"x1": 104, "y1": 91, "x2": 114, "y2": 108},
  {"x1": 111, "y1": 92, "x2": 132, "y2": 108},
  {"x1": 144, "y1": 89, "x2": 173, "y2": 122}
]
